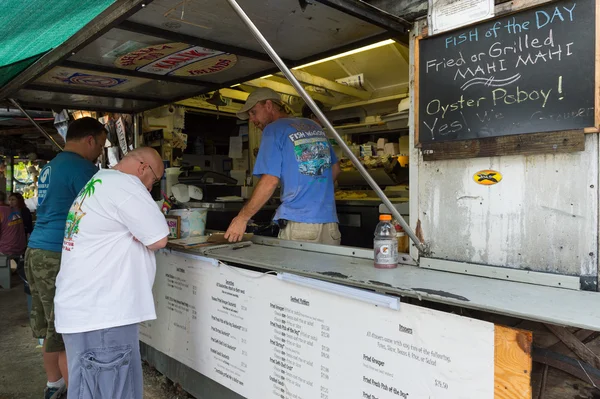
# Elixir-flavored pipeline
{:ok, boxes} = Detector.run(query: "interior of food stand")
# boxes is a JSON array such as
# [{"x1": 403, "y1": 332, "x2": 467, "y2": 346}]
[{"x1": 0, "y1": 0, "x2": 412, "y2": 250}]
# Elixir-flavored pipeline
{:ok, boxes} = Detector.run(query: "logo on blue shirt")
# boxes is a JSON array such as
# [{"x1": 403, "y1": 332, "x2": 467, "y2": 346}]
[{"x1": 38, "y1": 166, "x2": 51, "y2": 205}]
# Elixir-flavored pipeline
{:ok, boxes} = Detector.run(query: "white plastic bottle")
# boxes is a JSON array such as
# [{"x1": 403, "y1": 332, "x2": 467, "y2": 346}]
[{"x1": 374, "y1": 214, "x2": 399, "y2": 269}]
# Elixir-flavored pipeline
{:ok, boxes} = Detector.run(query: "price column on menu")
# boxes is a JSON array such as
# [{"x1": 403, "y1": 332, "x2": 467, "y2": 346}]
[
  {"x1": 262, "y1": 288, "x2": 338, "y2": 399},
  {"x1": 205, "y1": 270, "x2": 253, "y2": 393}
]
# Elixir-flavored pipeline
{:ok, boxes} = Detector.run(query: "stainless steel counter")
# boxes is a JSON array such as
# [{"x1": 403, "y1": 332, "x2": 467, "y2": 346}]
[
  {"x1": 168, "y1": 237, "x2": 600, "y2": 331},
  {"x1": 185, "y1": 201, "x2": 278, "y2": 212}
]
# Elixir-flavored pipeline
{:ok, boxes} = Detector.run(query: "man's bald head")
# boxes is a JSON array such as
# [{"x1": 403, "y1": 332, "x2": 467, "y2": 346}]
[{"x1": 115, "y1": 147, "x2": 164, "y2": 191}]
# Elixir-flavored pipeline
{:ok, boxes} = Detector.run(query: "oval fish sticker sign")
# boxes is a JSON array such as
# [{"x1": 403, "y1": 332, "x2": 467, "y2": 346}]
[{"x1": 473, "y1": 170, "x2": 502, "y2": 185}]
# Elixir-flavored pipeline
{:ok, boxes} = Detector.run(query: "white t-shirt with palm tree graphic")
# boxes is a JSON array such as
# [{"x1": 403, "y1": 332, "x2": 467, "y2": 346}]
[{"x1": 55, "y1": 169, "x2": 169, "y2": 334}]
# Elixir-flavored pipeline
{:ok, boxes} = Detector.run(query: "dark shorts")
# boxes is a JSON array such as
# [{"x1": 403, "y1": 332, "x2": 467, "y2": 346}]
[
  {"x1": 24, "y1": 247, "x2": 65, "y2": 352},
  {"x1": 63, "y1": 324, "x2": 143, "y2": 399}
]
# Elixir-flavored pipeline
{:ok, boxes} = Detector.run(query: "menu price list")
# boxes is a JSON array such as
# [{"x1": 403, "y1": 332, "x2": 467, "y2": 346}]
[
  {"x1": 207, "y1": 276, "x2": 252, "y2": 392},
  {"x1": 143, "y1": 251, "x2": 495, "y2": 399},
  {"x1": 265, "y1": 296, "x2": 335, "y2": 399}
]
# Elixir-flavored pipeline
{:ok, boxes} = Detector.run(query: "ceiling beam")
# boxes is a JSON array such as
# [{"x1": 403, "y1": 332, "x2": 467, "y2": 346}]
[
  {"x1": 25, "y1": 83, "x2": 167, "y2": 103},
  {"x1": 278, "y1": 70, "x2": 371, "y2": 100},
  {"x1": 0, "y1": 0, "x2": 154, "y2": 100},
  {"x1": 330, "y1": 93, "x2": 408, "y2": 110},
  {"x1": 0, "y1": 126, "x2": 56, "y2": 136},
  {"x1": 244, "y1": 79, "x2": 336, "y2": 105},
  {"x1": 61, "y1": 60, "x2": 219, "y2": 89},
  {"x1": 176, "y1": 97, "x2": 242, "y2": 114},
  {"x1": 16, "y1": 100, "x2": 156, "y2": 114},
  {"x1": 213, "y1": 88, "x2": 249, "y2": 102},
  {"x1": 117, "y1": 21, "x2": 283, "y2": 63},
  {"x1": 312, "y1": 0, "x2": 410, "y2": 36}
]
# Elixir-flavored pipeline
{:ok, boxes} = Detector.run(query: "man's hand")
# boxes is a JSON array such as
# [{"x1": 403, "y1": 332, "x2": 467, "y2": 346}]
[{"x1": 224, "y1": 216, "x2": 249, "y2": 242}]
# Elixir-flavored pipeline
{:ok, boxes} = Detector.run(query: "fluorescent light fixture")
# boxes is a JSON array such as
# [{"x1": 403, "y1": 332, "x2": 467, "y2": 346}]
[
  {"x1": 278, "y1": 272, "x2": 400, "y2": 310},
  {"x1": 230, "y1": 83, "x2": 241, "y2": 87},
  {"x1": 293, "y1": 39, "x2": 395, "y2": 70},
  {"x1": 259, "y1": 74, "x2": 273, "y2": 79}
]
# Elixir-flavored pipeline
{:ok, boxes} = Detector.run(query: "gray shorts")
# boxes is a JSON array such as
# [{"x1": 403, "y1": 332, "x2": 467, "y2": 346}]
[{"x1": 63, "y1": 324, "x2": 143, "y2": 399}]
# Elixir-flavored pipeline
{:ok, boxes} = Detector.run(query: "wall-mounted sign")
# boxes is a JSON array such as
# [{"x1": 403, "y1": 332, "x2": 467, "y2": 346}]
[
  {"x1": 115, "y1": 43, "x2": 237, "y2": 77},
  {"x1": 473, "y1": 170, "x2": 502, "y2": 185},
  {"x1": 54, "y1": 72, "x2": 126, "y2": 88},
  {"x1": 418, "y1": 0, "x2": 595, "y2": 144},
  {"x1": 428, "y1": 0, "x2": 494, "y2": 35},
  {"x1": 36, "y1": 67, "x2": 146, "y2": 91}
]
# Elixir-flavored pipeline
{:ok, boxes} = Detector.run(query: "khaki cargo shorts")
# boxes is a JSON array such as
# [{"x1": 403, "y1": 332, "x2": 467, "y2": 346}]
[
  {"x1": 278, "y1": 221, "x2": 341, "y2": 246},
  {"x1": 24, "y1": 247, "x2": 65, "y2": 352}
]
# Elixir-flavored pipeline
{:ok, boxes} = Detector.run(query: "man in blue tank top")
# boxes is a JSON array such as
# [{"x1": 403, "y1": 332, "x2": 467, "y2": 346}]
[
  {"x1": 25, "y1": 117, "x2": 107, "y2": 399},
  {"x1": 225, "y1": 88, "x2": 341, "y2": 245}
]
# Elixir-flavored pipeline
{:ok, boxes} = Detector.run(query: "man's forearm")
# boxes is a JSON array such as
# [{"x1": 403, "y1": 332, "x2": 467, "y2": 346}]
[
  {"x1": 238, "y1": 175, "x2": 279, "y2": 220},
  {"x1": 332, "y1": 162, "x2": 341, "y2": 182}
]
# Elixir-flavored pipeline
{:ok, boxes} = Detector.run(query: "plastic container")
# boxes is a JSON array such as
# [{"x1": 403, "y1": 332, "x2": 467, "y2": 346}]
[
  {"x1": 168, "y1": 208, "x2": 208, "y2": 238},
  {"x1": 395, "y1": 224, "x2": 410, "y2": 253},
  {"x1": 165, "y1": 167, "x2": 182, "y2": 197},
  {"x1": 374, "y1": 214, "x2": 398, "y2": 269}
]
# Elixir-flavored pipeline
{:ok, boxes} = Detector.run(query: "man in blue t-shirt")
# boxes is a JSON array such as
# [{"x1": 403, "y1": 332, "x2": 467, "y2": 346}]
[
  {"x1": 25, "y1": 117, "x2": 107, "y2": 399},
  {"x1": 225, "y1": 88, "x2": 341, "y2": 245}
]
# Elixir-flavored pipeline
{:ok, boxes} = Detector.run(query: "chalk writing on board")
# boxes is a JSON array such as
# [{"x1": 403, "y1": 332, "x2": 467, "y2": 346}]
[{"x1": 419, "y1": 0, "x2": 595, "y2": 143}]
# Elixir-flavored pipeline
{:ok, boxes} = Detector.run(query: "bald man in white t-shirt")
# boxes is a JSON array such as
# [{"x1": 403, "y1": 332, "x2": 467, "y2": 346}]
[{"x1": 55, "y1": 148, "x2": 169, "y2": 399}]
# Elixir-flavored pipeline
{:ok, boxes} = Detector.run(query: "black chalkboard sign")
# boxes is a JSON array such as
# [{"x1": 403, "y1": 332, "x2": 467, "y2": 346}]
[{"x1": 418, "y1": 0, "x2": 596, "y2": 144}]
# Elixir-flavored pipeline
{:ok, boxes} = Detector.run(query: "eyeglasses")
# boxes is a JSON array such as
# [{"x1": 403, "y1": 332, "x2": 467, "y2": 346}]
[{"x1": 141, "y1": 162, "x2": 161, "y2": 186}]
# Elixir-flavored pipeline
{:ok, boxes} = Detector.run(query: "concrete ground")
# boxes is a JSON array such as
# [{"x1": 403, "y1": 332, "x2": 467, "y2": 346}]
[{"x1": 0, "y1": 274, "x2": 193, "y2": 399}]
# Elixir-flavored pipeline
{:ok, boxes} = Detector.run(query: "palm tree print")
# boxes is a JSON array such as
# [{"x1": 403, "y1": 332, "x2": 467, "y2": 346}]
[
  {"x1": 64, "y1": 178, "x2": 102, "y2": 240},
  {"x1": 79, "y1": 178, "x2": 102, "y2": 205}
]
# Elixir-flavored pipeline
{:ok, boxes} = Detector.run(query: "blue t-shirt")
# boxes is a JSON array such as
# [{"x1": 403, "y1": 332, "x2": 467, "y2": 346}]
[
  {"x1": 253, "y1": 118, "x2": 338, "y2": 224},
  {"x1": 28, "y1": 151, "x2": 98, "y2": 252}
]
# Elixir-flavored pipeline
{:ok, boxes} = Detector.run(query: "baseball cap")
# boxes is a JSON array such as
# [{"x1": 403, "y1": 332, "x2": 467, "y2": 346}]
[{"x1": 236, "y1": 87, "x2": 287, "y2": 120}]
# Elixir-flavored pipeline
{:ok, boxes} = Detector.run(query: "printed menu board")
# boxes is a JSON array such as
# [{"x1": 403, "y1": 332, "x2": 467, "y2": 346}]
[{"x1": 140, "y1": 251, "x2": 495, "y2": 398}]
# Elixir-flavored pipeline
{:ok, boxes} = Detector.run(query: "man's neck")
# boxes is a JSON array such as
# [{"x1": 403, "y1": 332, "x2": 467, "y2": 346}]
[
  {"x1": 63, "y1": 143, "x2": 88, "y2": 161},
  {"x1": 271, "y1": 112, "x2": 289, "y2": 123}
]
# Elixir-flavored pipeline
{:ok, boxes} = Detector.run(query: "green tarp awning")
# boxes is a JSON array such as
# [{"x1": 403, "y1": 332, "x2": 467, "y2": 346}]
[{"x1": 0, "y1": 0, "x2": 116, "y2": 87}]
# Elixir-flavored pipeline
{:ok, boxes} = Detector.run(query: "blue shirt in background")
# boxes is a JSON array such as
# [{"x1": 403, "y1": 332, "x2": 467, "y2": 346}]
[
  {"x1": 28, "y1": 151, "x2": 98, "y2": 252},
  {"x1": 253, "y1": 118, "x2": 338, "y2": 224}
]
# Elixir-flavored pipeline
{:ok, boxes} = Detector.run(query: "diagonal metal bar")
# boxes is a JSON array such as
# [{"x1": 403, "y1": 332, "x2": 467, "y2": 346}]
[
  {"x1": 8, "y1": 99, "x2": 63, "y2": 151},
  {"x1": 225, "y1": 0, "x2": 427, "y2": 254},
  {"x1": 61, "y1": 60, "x2": 220, "y2": 89}
]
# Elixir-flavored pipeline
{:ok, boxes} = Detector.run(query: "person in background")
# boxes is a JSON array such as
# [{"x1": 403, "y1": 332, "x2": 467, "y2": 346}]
[
  {"x1": 55, "y1": 147, "x2": 168, "y2": 399},
  {"x1": 224, "y1": 88, "x2": 342, "y2": 245},
  {"x1": 9, "y1": 192, "x2": 33, "y2": 236},
  {"x1": 0, "y1": 191, "x2": 26, "y2": 257},
  {"x1": 25, "y1": 117, "x2": 107, "y2": 399}
]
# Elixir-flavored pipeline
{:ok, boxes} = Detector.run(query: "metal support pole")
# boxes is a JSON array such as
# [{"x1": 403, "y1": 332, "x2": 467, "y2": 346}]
[
  {"x1": 225, "y1": 0, "x2": 428, "y2": 254},
  {"x1": 8, "y1": 99, "x2": 63, "y2": 152},
  {"x1": 133, "y1": 113, "x2": 140, "y2": 149}
]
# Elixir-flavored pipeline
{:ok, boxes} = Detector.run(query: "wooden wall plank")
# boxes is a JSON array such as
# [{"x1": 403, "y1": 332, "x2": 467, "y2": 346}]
[
  {"x1": 413, "y1": 36, "x2": 421, "y2": 147},
  {"x1": 495, "y1": 325, "x2": 532, "y2": 399},
  {"x1": 544, "y1": 324, "x2": 600, "y2": 370},
  {"x1": 422, "y1": 130, "x2": 585, "y2": 161}
]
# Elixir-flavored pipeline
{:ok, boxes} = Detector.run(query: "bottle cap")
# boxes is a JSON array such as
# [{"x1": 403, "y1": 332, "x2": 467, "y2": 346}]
[{"x1": 379, "y1": 214, "x2": 392, "y2": 221}]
